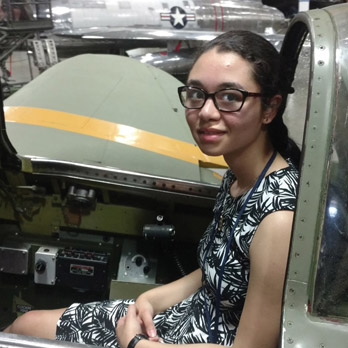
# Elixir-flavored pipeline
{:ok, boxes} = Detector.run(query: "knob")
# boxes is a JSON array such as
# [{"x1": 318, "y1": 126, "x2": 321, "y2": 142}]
[
  {"x1": 35, "y1": 259, "x2": 47, "y2": 274},
  {"x1": 135, "y1": 256, "x2": 143, "y2": 267}
]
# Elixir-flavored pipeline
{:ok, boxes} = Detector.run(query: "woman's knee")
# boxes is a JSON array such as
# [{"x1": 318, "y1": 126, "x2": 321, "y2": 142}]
[
  {"x1": 4, "y1": 308, "x2": 66, "y2": 339},
  {"x1": 6, "y1": 310, "x2": 43, "y2": 335}
]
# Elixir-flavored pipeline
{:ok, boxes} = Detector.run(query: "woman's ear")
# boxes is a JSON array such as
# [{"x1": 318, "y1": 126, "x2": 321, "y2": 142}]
[{"x1": 262, "y1": 95, "x2": 282, "y2": 124}]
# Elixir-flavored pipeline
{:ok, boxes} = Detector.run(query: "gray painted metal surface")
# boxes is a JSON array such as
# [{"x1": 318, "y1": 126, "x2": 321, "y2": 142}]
[
  {"x1": 0, "y1": 332, "x2": 96, "y2": 348},
  {"x1": 282, "y1": 4, "x2": 348, "y2": 348},
  {"x1": 4, "y1": 54, "x2": 224, "y2": 185}
]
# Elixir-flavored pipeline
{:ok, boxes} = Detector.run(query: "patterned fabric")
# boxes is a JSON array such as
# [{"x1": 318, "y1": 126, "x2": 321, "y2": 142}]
[{"x1": 56, "y1": 161, "x2": 298, "y2": 347}]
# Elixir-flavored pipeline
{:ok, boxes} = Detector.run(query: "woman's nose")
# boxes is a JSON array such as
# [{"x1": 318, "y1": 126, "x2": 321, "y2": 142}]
[{"x1": 198, "y1": 98, "x2": 221, "y2": 120}]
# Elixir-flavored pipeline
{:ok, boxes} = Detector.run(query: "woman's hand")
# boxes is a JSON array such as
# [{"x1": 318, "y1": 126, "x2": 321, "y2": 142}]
[
  {"x1": 116, "y1": 303, "x2": 161, "y2": 348},
  {"x1": 117, "y1": 268, "x2": 202, "y2": 347},
  {"x1": 135, "y1": 296, "x2": 159, "y2": 340},
  {"x1": 116, "y1": 305, "x2": 144, "y2": 348}
]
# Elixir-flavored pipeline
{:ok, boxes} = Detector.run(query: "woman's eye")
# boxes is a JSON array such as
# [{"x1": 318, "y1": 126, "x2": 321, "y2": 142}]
[
  {"x1": 221, "y1": 92, "x2": 240, "y2": 102},
  {"x1": 188, "y1": 90, "x2": 204, "y2": 99}
]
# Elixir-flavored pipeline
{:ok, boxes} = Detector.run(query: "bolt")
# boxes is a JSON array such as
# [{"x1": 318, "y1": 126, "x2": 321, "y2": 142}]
[{"x1": 287, "y1": 337, "x2": 294, "y2": 344}]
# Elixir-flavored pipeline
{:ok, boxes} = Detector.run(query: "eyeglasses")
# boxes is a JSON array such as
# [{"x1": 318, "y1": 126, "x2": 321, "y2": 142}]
[{"x1": 178, "y1": 86, "x2": 263, "y2": 112}]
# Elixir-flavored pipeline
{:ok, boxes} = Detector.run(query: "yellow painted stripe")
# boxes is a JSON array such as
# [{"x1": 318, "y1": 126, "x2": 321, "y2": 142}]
[{"x1": 5, "y1": 106, "x2": 227, "y2": 167}]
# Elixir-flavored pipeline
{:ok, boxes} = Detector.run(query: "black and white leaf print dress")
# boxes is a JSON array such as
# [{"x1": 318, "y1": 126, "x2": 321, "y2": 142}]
[{"x1": 56, "y1": 162, "x2": 298, "y2": 347}]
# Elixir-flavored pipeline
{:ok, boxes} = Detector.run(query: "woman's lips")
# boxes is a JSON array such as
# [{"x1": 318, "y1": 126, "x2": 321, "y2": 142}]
[{"x1": 197, "y1": 128, "x2": 226, "y2": 142}]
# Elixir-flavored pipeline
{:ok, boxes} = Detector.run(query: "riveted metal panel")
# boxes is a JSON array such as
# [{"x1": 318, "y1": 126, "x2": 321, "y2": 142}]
[{"x1": 281, "y1": 4, "x2": 348, "y2": 348}]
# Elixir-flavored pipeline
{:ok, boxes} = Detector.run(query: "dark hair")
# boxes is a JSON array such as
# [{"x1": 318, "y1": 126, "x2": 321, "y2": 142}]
[{"x1": 191, "y1": 30, "x2": 301, "y2": 168}]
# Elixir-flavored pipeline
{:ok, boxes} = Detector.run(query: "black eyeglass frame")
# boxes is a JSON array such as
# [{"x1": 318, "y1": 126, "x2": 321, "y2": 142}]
[{"x1": 178, "y1": 86, "x2": 264, "y2": 112}]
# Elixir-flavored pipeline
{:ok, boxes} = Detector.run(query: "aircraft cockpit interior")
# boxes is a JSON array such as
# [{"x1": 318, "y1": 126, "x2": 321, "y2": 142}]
[
  {"x1": 0, "y1": 2, "x2": 348, "y2": 347},
  {"x1": 0, "y1": 38, "x2": 227, "y2": 338}
]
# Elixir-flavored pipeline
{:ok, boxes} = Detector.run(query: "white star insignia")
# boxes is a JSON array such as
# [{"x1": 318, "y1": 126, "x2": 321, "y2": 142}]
[{"x1": 171, "y1": 8, "x2": 186, "y2": 27}]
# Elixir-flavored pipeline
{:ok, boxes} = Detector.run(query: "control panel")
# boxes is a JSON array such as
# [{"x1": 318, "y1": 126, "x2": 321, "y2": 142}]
[{"x1": 56, "y1": 248, "x2": 109, "y2": 291}]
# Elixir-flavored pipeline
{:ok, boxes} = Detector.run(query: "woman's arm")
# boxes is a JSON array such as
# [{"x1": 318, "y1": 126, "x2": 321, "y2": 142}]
[
  {"x1": 135, "y1": 268, "x2": 203, "y2": 338},
  {"x1": 137, "y1": 268, "x2": 202, "y2": 315},
  {"x1": 232, "y1": 210, "x2": 294, "y2": 348}
]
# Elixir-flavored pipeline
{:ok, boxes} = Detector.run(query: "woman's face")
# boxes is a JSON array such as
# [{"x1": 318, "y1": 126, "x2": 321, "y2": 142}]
[{"x1": 185, "y1": 48, "x2": 269, "y2": 160}]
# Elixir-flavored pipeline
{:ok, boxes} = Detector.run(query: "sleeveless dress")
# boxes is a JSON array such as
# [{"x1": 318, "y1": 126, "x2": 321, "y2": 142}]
[{"x1": 56, "y1": 162, "x2": 298, "y2": 347}]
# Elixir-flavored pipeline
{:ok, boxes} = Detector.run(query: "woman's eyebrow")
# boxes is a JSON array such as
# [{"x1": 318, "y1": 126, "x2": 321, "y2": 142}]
[
  {"x1": 186, "y1": 80, "x2": 245, "y2": 90},
  {"x1": 219, "y1": 82, "x2": 244, "y2": 89},
  {"x1": 186, "y1": 79, "x2": 203, "y2": 87}
]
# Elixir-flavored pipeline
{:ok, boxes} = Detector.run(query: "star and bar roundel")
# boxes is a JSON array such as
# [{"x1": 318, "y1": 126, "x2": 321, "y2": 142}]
[{"x1": 160, "y1": 6, "x2": 196, "y2": 29}]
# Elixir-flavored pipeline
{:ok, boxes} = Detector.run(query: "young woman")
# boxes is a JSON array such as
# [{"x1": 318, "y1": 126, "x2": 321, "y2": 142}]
[{"x1": 5, "y1": 30, "x2": 300, "y2": 348}]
